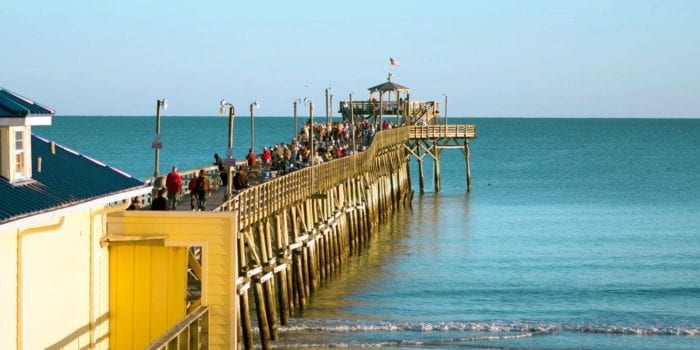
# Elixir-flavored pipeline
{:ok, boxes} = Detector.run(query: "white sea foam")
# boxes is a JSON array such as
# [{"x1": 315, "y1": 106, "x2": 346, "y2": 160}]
[{"x1": 278, "y1": 319, "x2": 700, "y2": 336}]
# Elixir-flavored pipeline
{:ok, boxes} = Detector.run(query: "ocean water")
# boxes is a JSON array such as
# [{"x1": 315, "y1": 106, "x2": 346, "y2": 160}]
[{"x1": 35, "y1": 117, "x2": 700, "y2": 349}]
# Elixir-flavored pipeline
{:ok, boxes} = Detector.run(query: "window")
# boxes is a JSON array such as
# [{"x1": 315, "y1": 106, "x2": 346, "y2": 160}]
[{"x1": 14, "y1": 130, "x2": 25, "y2": 177}]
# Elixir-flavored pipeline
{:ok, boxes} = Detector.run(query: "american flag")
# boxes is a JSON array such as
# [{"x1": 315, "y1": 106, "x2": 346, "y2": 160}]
[{"x1": 389, "y1": 57, "x2": 400, "y2": 67}]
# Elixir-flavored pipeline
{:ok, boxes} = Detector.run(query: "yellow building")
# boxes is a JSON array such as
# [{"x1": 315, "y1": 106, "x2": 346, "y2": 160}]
[
  {"x1": 0, "y1": 88, "x2": 151, "y2": 349},
  {"x1": 1, "y1": 88, "x2": 238, "y2": 349}
]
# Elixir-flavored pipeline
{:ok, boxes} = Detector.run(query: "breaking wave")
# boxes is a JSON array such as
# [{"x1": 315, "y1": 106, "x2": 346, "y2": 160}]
[{"x1": 279, "y1": 319, "x2": 700, "y2": 336}]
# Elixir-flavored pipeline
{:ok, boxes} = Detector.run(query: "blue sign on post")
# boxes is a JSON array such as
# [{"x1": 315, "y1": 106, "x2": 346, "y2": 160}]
[
  {"x1": 223, "y1": 157, "x2": 236, "y2": 167},
  {"x1": 151, "y1": 135, "x2": 163, "y2": 149}
]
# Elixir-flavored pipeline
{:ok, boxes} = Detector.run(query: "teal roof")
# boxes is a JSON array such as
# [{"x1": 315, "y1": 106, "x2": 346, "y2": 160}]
[
  {"x1": 0, "y1": 136, "x2": 148, "y2": 224},
  {"x1": 0, "y1": 87, "x2": 55, "y2": 117}
]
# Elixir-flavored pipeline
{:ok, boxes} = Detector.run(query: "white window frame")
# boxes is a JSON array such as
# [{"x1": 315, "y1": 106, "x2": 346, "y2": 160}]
[{"x1": 14, "y1": 129, "x2": 26, "y2": 179}]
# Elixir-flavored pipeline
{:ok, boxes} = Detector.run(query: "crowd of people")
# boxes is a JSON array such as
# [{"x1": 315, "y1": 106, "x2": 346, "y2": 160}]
[
  {"x1": 243, "y1": 119, "x2": 389, "y2": 175},
  {"x1": 133, "y1": 118, "x2": 398, "y2": 211}
]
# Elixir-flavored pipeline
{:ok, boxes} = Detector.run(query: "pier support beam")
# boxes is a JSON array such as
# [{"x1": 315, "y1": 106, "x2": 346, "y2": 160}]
[
  {"x1": 433, "y1": 145, "x2": 441, "y2": 192},
  {"x1": 465, "y1": 141, "x2": 471, "y2": 193}
]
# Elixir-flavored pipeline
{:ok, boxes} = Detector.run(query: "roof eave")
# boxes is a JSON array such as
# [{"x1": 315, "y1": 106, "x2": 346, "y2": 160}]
[{"x1": 0, "y1": 115, "x2": 53, "y2": 127}]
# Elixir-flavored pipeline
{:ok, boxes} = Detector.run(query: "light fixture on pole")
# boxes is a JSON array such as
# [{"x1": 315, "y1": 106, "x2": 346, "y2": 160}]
[
  {"x1": 293, "y1": 98, "x2": 303, "y2": 140},
  {"x1": 249, "y1": 100, "x2": 260, "y2": 152},
  {"x1": 153, "y1": 98, "x2": 167, "y2": 178},
  {"x1": 219, "y1": 99, "x2": 236, "y2": 200}
]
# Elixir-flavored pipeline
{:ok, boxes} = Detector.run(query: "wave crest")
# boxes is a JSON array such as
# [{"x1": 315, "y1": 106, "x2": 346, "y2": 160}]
[{"x1": 279, "y1": 319, "x2": 700, "y2": 336}]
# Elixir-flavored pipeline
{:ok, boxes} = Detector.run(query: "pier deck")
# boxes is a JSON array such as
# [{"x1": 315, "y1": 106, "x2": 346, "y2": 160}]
[{"x1": 141, "y1": 124, "x2": 477, "y2": 211}]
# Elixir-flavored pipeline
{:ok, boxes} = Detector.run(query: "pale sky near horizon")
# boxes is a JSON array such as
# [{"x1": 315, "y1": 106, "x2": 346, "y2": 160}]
[{"x1": 2, "y1": 0, "x2": 699, "y2": 117}]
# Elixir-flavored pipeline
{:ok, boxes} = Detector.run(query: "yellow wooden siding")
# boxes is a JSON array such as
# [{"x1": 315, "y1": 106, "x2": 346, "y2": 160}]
[
  {"x1": 0, "y1": 228, "x2": 18, "y2": 349},
  {"x1": 107, "y1": 211, "x2": 237, "y2": 349},
  {"x1": 109, "y1": 244, "x2": 186, "y2": 349},
  {"x1": 21, "y1": 211, "x2": 91, "y2": 349}
]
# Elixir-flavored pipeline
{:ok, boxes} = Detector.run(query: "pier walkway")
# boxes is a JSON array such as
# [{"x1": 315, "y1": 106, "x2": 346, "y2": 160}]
[{"x1": 140, "y1": 124, "x2": 477, "y2": 211}]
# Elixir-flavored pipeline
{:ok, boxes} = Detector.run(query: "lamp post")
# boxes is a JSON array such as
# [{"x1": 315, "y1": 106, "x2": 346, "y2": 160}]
[
  {"x1": 443, "y1": 93, "x2": 448, "y2": 129},
  {"x1": 153, "y1": 98, "x2": 167, "y2": 178},
  {"x1": 325, "y1": 86, "x2": 331, "y2": 125},
  {"x1": 303, "y1": 98, "x2": 314, "y2": 158},
  {"x1": 249, "y1": 101, "x2": 260, "y2": 152},
  {"x1": 219, "y1": 99, "x2": 235, "y2": 200},
  {"x1": 293, "y1": 98, "x2": 302, "y2": 140},
  {"x1": 348, "y1": 92, "x2": 357, "y2": 175},
  {"x1": 348, "y1": 93, "x2": 356, "y2": 154}
]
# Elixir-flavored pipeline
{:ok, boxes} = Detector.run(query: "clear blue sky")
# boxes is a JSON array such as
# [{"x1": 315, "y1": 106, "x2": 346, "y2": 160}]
[{"x1": 2, "y1": 0, "x2": 699, "y2": 117}]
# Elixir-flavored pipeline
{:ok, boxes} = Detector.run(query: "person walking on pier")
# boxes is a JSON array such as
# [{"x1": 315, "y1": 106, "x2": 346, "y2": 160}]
[
  {"x1": 151, "y1": 188, "x2": 169, "y2": 210},
  {"x1": 246, "y1": 148, "x2": 257, "y2": 167},
  {"x1": 195, "y1": 169, "x2": 211, "y2": 211},
  {"x1": 213, "y1": 153, "x2": 227, "y2": 186},
  {"x1": 261, "y1": 147, "x2": 272, "y2": 164},
  {"x1": 165, "y1": 166, "x2": 182, "y2": 210},
  {"x1": 187, "y1": 176, "x2": 199, "y2": 211}
]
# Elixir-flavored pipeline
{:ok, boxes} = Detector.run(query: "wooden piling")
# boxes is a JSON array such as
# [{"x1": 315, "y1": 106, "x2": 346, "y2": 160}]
[
  {"x1": 465, "y1": 141, "x2": 472, "y2": 193},
  {"x1": 274, "y1": 213, "x2": 291, "y2": 324},
  {"x1": 433, "y1": 144, "x2": 441, "y2": 192},
  {"x1": 253, "y1": 279, "x2": 271, "y2": 350},
  {"x1": 417, "y1": 146, "x2": 425, "y2": 193}
]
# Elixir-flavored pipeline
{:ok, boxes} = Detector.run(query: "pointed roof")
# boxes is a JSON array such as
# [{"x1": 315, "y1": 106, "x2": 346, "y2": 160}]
[
  {"x1": 367, "y1": 73, "x2": 411, "y2": 93},
  {"x1": 0, "y1": 136, "x2": 149, "y2": 224},
  {"x1": 0, "y1": 87, "x2": 55, "y2": 117}
]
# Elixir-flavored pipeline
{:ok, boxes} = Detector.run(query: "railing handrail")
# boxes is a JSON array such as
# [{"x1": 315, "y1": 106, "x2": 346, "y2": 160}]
[
  {"x1": 409, "y1": 125, "x2": 476, "y2": 138},
  {"x1": 144, "y1": 305, "x2": 209, "y2": 350},
  {"x1": 213, "y1": 126, "x2": 410, "y2": 226}
]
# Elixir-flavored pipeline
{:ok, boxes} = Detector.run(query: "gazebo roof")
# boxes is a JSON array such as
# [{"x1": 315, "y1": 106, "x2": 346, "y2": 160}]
[{"x1": 368, "y1": 74, "x2": 411, "y2": 93}]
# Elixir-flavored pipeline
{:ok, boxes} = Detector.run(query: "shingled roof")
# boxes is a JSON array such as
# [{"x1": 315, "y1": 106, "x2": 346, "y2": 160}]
[{"x1": 0, "y1": 136, "x2": 148, "y2": 224}]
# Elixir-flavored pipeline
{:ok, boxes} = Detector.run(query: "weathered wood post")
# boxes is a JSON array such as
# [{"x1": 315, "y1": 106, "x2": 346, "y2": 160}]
[
  {"x1": 239, "y1": 286, "x2": 254, "y2": 350},
  {"x1": 253, "y1": 278, "x2": 271, "y2": 350},
  {"x1": 274, "y1": 213, "x2": 291, "y2": 324},
  {"x1": 433, "y1": 144, "x2": 441, "y2": 192},
  {"x1": 417, "y1": 146, "x2": 425, "y2": 193},
  {"x1": 465, "y1": 141, "x2": 472, "y2": 193},
  {"x1": 238, "y1": 227, "x2": 254, "y2": 350}
]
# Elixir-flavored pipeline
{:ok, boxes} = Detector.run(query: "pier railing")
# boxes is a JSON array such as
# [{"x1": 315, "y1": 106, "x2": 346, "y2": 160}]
[
  {"x1": 409, "y1": 125, "x2": 476, "y2": 139},
  {"x1": 339, "y1": 100, "x2": 439, "y2": 117},
  {"x1": 141, "y1": 125, "x2": 475, "y2": 212},
  {"x1": 144, "y1": 306, "x2": 209, "y2": 350},
  {"x1": 214, "y1": 126, "x2": 410, "y2": 229}
]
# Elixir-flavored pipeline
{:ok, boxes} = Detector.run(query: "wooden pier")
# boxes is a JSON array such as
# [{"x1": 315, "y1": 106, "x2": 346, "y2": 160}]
[
  {"x1": 111, "y1": 123, "x2": 476, "y2": 349},
  {"x1": 108, "y1": 71, "x2": 476, "y2": 350},
  {"x1": 406, "y1": 125, "x2": 476, "y2": 192}
]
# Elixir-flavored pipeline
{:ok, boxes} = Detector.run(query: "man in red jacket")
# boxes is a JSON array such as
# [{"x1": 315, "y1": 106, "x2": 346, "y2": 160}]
[{"x1": 165, "y1": 166, "x2": 182, "y2": 210}]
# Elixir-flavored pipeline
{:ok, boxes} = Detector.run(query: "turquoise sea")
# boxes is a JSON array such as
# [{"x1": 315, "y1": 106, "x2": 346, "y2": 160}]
[{"x1": 35, "y1": 117, "x2": 700, "y2": 349}]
